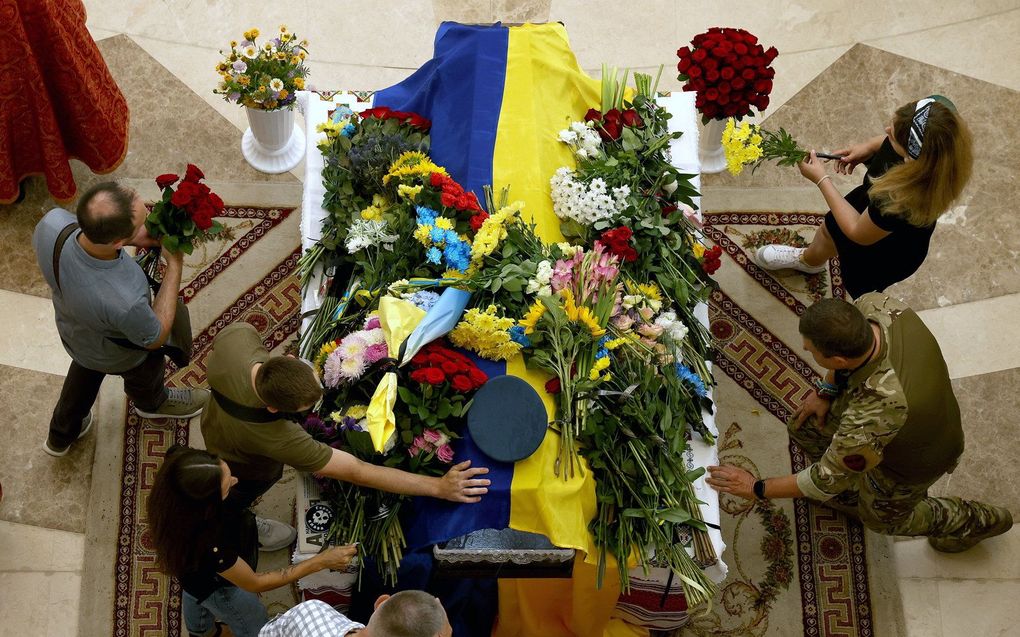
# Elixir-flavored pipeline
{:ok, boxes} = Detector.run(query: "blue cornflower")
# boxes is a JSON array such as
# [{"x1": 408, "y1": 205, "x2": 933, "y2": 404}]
[
  {"x1": 426, "y1": 247, "x2": 443, "y2": 265},
  {"x1": 509, "y1": 325, "x2": 531, "y2": 347},
  {"x1": 676, "y1": 364, "x2": 708, "y2": 398},
  {"x1": 416, "y1": 206, "x2": 437, "y2": 226}
]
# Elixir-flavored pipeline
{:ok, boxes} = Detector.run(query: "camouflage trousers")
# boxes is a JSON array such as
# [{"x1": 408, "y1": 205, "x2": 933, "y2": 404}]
[{"x1": 788, "y1": 418, "x2": 1003, "y2": 540}]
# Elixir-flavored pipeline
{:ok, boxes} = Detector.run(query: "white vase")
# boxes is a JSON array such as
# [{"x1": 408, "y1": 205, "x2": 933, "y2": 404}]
[
  {"x1": 699, "y1": 117, "x2": 728, "y2": 174},
  {"x1": 241, "y1": 106, "x2": 306, "y2": 174}
]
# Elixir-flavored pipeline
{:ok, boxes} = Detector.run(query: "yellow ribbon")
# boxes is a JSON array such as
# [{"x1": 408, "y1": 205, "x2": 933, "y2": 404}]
[{"x1": 365, "y1": 297, "x2": 425, "y2": 452}]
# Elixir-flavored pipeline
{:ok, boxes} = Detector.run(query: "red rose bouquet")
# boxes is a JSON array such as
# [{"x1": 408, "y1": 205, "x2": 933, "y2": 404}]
[
  {"x1": 147, "y1": 164, "x2": 228, "y2": 254},
  {"x1": 395, "y1": 340, "x2": 488, "y2": 473},
  {"x1": 676, "y1": 27, "x2": 778, "y2": 122}
]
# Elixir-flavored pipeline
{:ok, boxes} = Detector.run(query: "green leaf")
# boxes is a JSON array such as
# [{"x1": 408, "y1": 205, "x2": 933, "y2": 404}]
[{"x1": 657, "y1": 508, "x2": 692, "y2": 524}]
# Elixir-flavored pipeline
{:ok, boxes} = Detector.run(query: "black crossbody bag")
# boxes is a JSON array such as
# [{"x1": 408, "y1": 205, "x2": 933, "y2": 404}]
[{"x1": 53, "y1": 222, "x2": 193, "y2": 368}]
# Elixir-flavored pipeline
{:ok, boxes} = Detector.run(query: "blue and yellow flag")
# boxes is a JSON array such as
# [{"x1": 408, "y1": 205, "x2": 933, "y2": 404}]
[{"x1": 373, "y1": 22, "x2": 640, "y2": 637}]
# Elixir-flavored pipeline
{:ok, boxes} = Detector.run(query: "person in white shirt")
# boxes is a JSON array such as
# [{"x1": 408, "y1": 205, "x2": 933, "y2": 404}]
[{"x1": 259, "y1": 591, "x2": 452, "y2": 637}]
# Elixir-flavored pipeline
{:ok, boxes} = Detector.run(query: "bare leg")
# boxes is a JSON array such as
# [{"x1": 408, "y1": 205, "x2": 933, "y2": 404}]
[{"x1": 802, "y1": 223, "x2": 838, "y2": 267}]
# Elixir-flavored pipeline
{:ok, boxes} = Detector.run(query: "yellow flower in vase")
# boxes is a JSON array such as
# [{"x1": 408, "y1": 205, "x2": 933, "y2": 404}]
[
  {"x1": 293, "y1": 77, "x2": 305, "y2": 90},
  {"x1": 721, "y1": 117, "x2": 764, "y2": 176}
]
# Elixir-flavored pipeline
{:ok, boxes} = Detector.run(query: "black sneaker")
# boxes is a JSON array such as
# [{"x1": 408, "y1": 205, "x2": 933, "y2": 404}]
[{"x1": 43, "y1": 412, "x2": 94, "y2": 457}]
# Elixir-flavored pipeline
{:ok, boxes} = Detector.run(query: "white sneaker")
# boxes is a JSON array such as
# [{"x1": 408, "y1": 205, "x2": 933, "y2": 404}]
[
  {"x1": 752, "y1": 245, "x2": 827, "y2": 274},
  {"x1": 256, "y1": 517, "x2": 297, "y2": 552}
]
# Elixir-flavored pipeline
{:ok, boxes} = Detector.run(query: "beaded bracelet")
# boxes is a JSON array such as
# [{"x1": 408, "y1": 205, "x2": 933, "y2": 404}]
[{"x1": 814, "y1": 378, "x2": 840, "y2": 399}]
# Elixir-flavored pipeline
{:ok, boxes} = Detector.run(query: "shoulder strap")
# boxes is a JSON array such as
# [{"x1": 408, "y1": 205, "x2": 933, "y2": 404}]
[
  {"x1": 52, "y1": 222, "x2": 79, "y2": 293},
  {"x1": 210, "y1": 387, "x2": 303, "y2": 424}
]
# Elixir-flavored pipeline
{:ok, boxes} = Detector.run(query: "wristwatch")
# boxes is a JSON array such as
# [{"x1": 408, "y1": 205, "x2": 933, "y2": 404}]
[{"x1": 753, "y1": 479, "x2": 767, "y2": 500}]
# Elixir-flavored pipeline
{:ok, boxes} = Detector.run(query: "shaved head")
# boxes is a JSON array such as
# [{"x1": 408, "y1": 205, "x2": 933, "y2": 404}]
[{"x1": 368, "y1": 591, "x2": 451, "y2": 637}]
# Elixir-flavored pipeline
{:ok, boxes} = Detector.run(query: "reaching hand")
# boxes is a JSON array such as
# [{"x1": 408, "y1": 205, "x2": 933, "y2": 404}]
[
  {"x1": 706, "y1": 465, "x2": 756, "y2": 500},
  {"x1": 438, "y1": 460, "x2": 491, "y2": 503},
  {"x1": 798, "y1": 150, "x2": 827, "y2": 184},
  {"x1": 163, "y1": 247, "x2": 185, "y2": 269},
  {"x1": 791, "y1": 390, "x2": 832, "y2": 429},
  {"x1": 830, "y1": 142, "x2": 874, "y2": 175},
  {"x1": 318, "y1": 544, "x2": 358, "y2": 571}
]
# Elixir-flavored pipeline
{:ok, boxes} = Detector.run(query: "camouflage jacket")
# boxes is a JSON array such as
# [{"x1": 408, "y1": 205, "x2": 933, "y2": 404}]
[{"x1": 796, "y1": 293, "x2": 963, "y2": 500}]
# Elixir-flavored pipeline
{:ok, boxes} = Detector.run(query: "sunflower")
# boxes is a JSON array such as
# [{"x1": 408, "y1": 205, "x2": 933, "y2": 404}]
[{"x1": 520, "y1": 300, "x2": 547, "y2": 335}]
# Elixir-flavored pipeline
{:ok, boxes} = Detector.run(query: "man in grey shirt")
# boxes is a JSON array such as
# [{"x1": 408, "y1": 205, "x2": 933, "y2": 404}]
[{"x1": 33, "y1": 181, "x2": 209, "y2": 456}]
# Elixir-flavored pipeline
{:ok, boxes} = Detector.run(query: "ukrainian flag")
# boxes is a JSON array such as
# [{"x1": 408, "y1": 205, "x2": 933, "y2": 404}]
[{"x1": 372, "y1": 21, "x2": 641, "y2": 637}]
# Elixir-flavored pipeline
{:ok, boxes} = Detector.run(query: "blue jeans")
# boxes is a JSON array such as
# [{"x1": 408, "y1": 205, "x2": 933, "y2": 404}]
[{"x1": 182, "y1": 587, "x2": 268, "y2": 637}]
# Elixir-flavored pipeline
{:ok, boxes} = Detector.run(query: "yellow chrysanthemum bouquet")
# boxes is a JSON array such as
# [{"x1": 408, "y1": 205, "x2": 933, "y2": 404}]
[
  {"x1": 721, "y1": 117, "x2": 813, "y2": 175},
  {"x1": 215, "y1": 25, "x2": 309, "y2": 110}
]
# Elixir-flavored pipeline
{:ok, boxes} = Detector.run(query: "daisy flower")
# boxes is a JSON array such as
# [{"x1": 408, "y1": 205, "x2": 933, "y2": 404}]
[{"x1": 269, "y1": 78, "x2": 284, "y2": 92}]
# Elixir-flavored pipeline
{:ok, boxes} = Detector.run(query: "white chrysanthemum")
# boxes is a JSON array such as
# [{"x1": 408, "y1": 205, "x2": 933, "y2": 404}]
[
  {"x1": 269, "y1": 78, "x2": 284, "y2": 92},
  {"x1": 549, "y1": 168, "x2": 628, "y2": 226},
  {"x1": 339, "y1": 355, "x2": 367, "y2": 381},
  {"x1": 241, "y1": 45, "x2": 258, "y2": 59},
  {"x1": 345, "y1": 219, "x2": 399, "y2": 253}
]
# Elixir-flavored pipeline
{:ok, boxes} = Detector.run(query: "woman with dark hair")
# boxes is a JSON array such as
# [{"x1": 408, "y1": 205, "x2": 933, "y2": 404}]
[
  {"x1": 147, "y1": 446, "x2": 356, "y2": 637},
  {"x1": 752, "y1": 96, "x2": 973, "y2": 298}
]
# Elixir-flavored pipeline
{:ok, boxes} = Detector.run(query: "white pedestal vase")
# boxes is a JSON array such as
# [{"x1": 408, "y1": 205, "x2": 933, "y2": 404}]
[
  {"x1": 698, "y1": 117, "x2": 727, "y2": 174},
  {"x1": 241, "y1": 106, "x2": 306, "y2": 174}
]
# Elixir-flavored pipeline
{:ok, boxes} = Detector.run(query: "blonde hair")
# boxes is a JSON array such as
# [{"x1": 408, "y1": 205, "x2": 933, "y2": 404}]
[{"x1": 869, "y1": 100, "x2": 973, "y2": 227}]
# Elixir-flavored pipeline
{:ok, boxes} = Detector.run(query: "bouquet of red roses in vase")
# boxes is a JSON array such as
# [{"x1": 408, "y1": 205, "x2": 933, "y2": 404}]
[
  {"x1": 146, "y1": 164, "x2": 228, "y2": 254},
  {"x1": 676, "y1": 27, "x2": 778, "y2": 123}
]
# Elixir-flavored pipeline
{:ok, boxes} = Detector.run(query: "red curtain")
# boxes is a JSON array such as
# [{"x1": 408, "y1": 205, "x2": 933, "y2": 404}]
[{"x1": 0, "y1": 0, "x2": 129, "y2": 203}]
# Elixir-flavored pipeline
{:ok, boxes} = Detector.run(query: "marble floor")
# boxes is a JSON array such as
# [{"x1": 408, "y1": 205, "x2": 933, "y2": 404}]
[{"x1": 2, "y1": 1, "x2": 1020, "y2": 635}]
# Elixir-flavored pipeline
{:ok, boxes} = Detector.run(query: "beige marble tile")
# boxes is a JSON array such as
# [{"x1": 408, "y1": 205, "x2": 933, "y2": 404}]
[
  {"x1": 493, "y1": 0, "x2": 552, "y2": 23},
  {"x1": 894, "y1": 529, "x2": 1020, "y2": 583},
  {"x1": 898, "y1": 578, "x2": 944, "y2": 637},
  {"x1": 893, "y1": 538, "x2": 940, "y2": 579},
  {"x1": 548, "y1": 0, "x2": 678, "y2": 72},
  {"x1": 938, "y1": 579, "x2": 1020, "y2": 636},
  {"x1": 917, "y1": 292, "x2": 1020, "y2": 379},
  {"x1": 0, "y1": 176, "x2": 61, "y2": 298},
  {"x1": 0, "y1": 520, "x2": 85, "y2": 572},
  {"x1": 0, "y1": 364, "x2": 95, "y2": 534},
  {"x1": 0, "y1": 290, "x2": 72, "y2": 377},
  {"x1": 0, "y1": 571, "x2": 82, "y2": 637},
  {"x1": 924, "y1": 367, "x2": 1020, "y2": 516}
]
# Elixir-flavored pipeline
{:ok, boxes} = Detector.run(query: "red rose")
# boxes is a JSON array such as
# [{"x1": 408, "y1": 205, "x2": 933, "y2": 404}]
[
  {"x1": 720, "y1": 67, "x2": 735, "y2": 80},
  {"x1": 620, "y1": 109, "x2": 643, "y2": 128},
  {"x1": 191, "y1": 201, "x2": 215, "y2": 230},
  {"x1": 359, "y1": 106, "x2": 391, "y2": 120},
  {"x1": 676, "y1": 46, "x2": 691, "y2": 59},
  {"x1": 705, "y1": 88, "x2": 719, "y2": 102},
  {"x1": 705, "y1": 69, "x2": 720, "y2": 82},
  {"x1": 702, "y1": 57, "x2": 718, "y2": 71},
  {"x1": 703, "y1": 257, "x2": 722, "y2": 275},
  {"x1": 155, "y1": 173, "x2": 179, "y2": 189},
  {"x1": 660, "y1": 202, "x2": 678, "y2": 217},
  {"x1": 741, "y1": 68, "x2": 756, "y2": 81},
  {"x1": 451, "y1": 374, "x2": 476, "y2": 393},
  {"x1": 756, "y1": 95, "x2": 770, "y2": 111},
  {"x1": 691, "y1": 48, "x2": 708, "y2": 62},
  {"x1": 389, "y1": 110, "x2": 411, "y2": 121},
  {"x1": 423, "y1": 368, "x2": 446, "y2": 385},
  {"x1": 409, "y1": 113, "x2": 431, "y2": 131},
  {"x1": 599, "y1": 120, "x2": 622, "y2": 141},
  {"x1": 718, "y1": 82, "x2": 731, "y2": 94},
  {"x1": 754, "y1": 79, "x2": 773, "y2": 94},
  {"x1": 764, "y1": 46, "x2": 779, "y2": 62},
  {"x1": 712, "y1": 46, "x2": 727, "y2": 58},
  {"x1": 687, "y1": 65, "x2": 702, "y2": 79},
  {"x1": 208, "y1": 192, "x2": 224, "y2": 214},
  {"x1": 545, "y1": 377, "x2": 561, "y2": 394},
  {"x1": 170, "y1": 180, "x2": 198, "y2": 208},
  {"x1": 702, "y1": 104, "x2": 719, "y2": 119},
  {"x1": 717, "y1": 93, "x2": 731, "y2": 105},
  {"x1": 468, "y1": 367, "x2": 488, "y2": 386},
  {"x1": 734, "y1": 43, "x2": 748, "y2": 55},
  {"x1": 469, "y1": 212, "x2": 489, "y2": 232},
  {"x1": 430, "y1": 172, "x2": 446, "y2": 187},
  {"x1": 440, "y1": 192, "x2": 457, "y2": 208},
  {"x1": 184, "y1": 164, "x2": 205, "y2": 183},
  {"x1": 584, "y1": 108, "x2": 602, "y2": 122},
  {"x1": 677, "y1": 58, "x2": 691, "y2": 74},
  {"x1": 731, "y1": 77, "x2": 746, "y2": 90}
]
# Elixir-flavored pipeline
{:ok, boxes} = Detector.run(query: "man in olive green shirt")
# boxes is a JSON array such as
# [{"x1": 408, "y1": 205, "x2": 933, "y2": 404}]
[
  {"x1": 707, "y1": 294, "x2": 1011, "y2": 552},
  {"x1": 202, "y1": 323, "x2": 490, "y2": 549}
]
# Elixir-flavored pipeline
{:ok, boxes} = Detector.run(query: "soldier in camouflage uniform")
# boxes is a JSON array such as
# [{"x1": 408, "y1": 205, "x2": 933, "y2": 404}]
[{"x1": 708, "y1": 293, "x2": 1012, "y2": 552}]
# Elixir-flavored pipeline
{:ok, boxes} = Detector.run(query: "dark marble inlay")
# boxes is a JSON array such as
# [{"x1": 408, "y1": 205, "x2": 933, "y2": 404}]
[{"x1": 0, "y1": 363, "x2": 93, "y2": 533}]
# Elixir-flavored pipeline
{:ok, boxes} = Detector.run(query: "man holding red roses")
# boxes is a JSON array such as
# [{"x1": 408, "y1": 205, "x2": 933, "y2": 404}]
[{"x1": 32, "y1": 181, "x2": 210, "y2": 457}]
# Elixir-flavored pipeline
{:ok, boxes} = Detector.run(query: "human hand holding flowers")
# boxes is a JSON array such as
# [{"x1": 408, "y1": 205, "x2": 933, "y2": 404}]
[{"x1": 798, "y1": 150, "x2": 827, "y2": 184}]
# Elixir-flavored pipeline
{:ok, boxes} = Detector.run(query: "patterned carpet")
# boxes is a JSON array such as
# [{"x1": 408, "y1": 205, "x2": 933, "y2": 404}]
[
  {"x1": 110, "y1": 205, "x2": 302, "y2": 637},
  {"x1": 685, "y1": 211, "x2": 898, "y2": 637}
]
